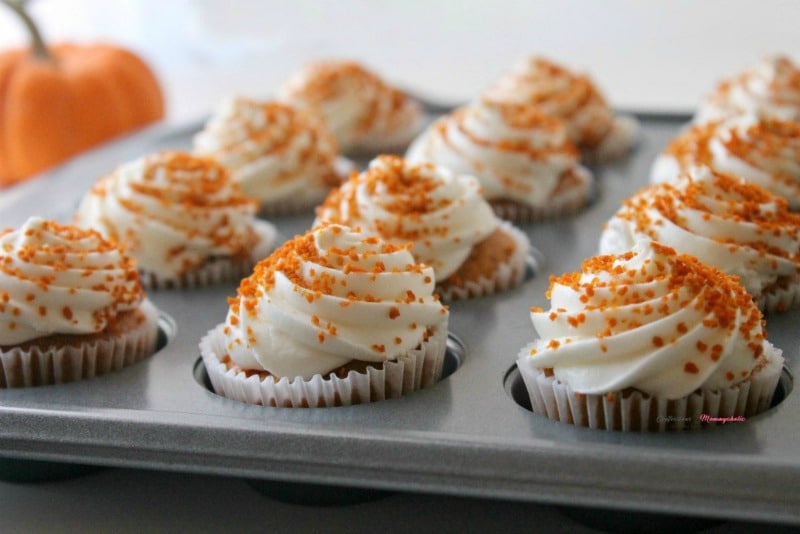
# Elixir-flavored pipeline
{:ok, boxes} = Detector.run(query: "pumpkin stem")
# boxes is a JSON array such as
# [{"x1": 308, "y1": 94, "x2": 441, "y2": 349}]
[{"x1": 2, "y1": 0, "x2": 52, "y2": 61}]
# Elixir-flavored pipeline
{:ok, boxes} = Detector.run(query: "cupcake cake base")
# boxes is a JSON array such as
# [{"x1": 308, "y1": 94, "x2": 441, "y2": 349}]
[
  {"x1": 140, "y1": 220, "x2": 278, "y2": 290},
  {"x1": 488, "y1": 167, "x2": 594, "y2": 223},
  {"x1": 0, "y1": 300, "x2": 159, "y2": 388},
  {"x1": 436, "y1": 220, "x2": 531, "y2": 301},
  {"x1": 200, "y1": 323, "x2": 448, "y2": 408}
]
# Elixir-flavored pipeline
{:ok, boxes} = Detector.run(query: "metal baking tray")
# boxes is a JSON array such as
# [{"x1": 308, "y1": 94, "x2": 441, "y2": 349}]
[{"x1": 0, "y1": 111, "x2": 797, "y2": 525}]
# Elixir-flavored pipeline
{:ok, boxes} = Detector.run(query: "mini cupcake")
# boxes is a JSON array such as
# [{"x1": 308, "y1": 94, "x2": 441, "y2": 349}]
[
  {"x1": 193, "y1": 97, "x2": 351, "y2": 215},
  {"x1": 74, "y1": 151, "x2": 277, "y2": 289},
  {"x1": 601, "y1": 167, "x2": 800, "y2": 312},
  {"x1": 516, "y1": 240, "x2": 784, "y2": 431},
  {"x1": 406, "y1": 98, "x2": 594, "y2": 222},
  {"x1": 0, "y1": 217, "x2": 159, "y2": 388},
  {"x1": 314, "y1": 155, "x2": 530, "y2": 300},
  {"x1": 277, "y1": 60, "x2": 424, "y2": 154},
  {"x1": 483, "y1": 56, "x2": 638, "y2": 162},
  {"x1": 200, "y1": 224, "x2": 449, "y2": 408},
  {"x1": 651, "y1": 115, "x2": 800, "y2": 209},
  {"x1": 695, "y1": 55, "x2": 800, "y2": 124}
]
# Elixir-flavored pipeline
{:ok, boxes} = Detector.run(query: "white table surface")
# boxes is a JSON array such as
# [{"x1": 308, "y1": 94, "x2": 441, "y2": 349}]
[{"x1": 1, "y1": 1, "x2": 800, "y2": 531}]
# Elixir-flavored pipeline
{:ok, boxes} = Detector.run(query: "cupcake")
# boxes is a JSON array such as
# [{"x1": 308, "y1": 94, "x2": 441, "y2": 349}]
[
  {"x1": 651, "y1": 115, "x2": 800, "y2": 209},
  {"x1": 0, "y1": 217, "x2": 159, "y2": 388},
  {"x1": 695, "y1": 55, "x2": 800, "y2": 125},
  {"x1": 200, "y1": 224, "x2": 449, "y2": 407},
  {"x1": 193, "y1": 97, "x2": 351, "y2": 215},
  {"x1": 277, "y1": 60, "x2": 424, "y2": 154},
  {"x1": 406, "y1": 98, "x2": 594, "y2": 222},
  {"x1": 74, "y1": 151, "x2": 277, "y2": 289},
  {"x1": 482, "y1": 56, "x2": 638, "y2": 162},
  {"x1": 314, "y1": 155, "x2": 530, "y2": 300},
  {"x1": 601, "y1": 167, "x2": 800, "y2": 312},
  {"x1": 516, "y1": 240, "x2": 784, "y2": 431}
]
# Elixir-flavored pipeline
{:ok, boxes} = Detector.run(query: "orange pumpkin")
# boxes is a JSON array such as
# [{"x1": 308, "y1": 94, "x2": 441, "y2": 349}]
[{"x1": 0, "y1": 0, "x2": 165, "y2": 186}]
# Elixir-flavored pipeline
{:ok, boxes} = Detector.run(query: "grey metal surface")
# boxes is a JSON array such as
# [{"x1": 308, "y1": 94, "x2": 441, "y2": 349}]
[{"x1": 0, "y1": 114, "x2": 798, "y2": 525}]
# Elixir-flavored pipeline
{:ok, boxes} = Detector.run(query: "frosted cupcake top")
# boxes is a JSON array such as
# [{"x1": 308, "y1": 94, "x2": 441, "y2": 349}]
[
  {"x1": 193, "y1": 97, "x2": 341, "y2": 203},
  {"x1": 695, "y1": 55, "x2": 800, "y2": 124},
  {"x1": 277, "y1": 60, "x2": 424, "y2": 153},
  {"x1": 601, "y1": 167, "x2": 800, "y2": 298},
  {"x1": 223, "y1": 224, "x2": 448, "y2": 379},
  {"x1": 75, "y1": 151, "x2": 272, "y2": 282},
  {"x1": 483, "y1": 56, "x2": 625, "y2": 152},
  {"x1": 522, "y1": 240, "x2": 774, "y2": 399},
  {"x1": 651, "y1": 115, "x2": 800, "y2": 209},
  {"x1": 0, "y1": 217, "x2": 144, "y2": 345},
  {"x1": 406, "y1": 98, "x2": 592, "y2": 209},
  {"x1": 314, "y1": 156, "x2": 497, "y2": 280}
]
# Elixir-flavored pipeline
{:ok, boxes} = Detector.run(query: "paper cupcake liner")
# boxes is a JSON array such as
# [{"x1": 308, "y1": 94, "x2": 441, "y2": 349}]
[
  {"x1": 436, "y1": 220, "x2": 531, "y2": 301},
  {"x1": 257, "y1": 157, "x2": 355, "y2": 217},
  {"x1": 489, "y1": 167, "x2": 593, "y2": 223},
  {"x1": 758, "y1": 278, "x2": 800, "y2": 314},
  {"x1": 490, "y1": 193, "x2": 588, "y2": 224},
  {"x1": 200, "y1": 322, "x2": 448, "y2": 408},
  {"x1": 0, "y1": 300, "x2": 159, "y2": 388},
  {"x1": 141, "y1": 221, "x2": 278, "y2": 290},
  {"x1": 258, "y1": 187, "x2": 331, "y2": 218},
  {"x1": 341, "y1": 116, "x2": 425, "y2": 156},
  {"x1": 516, "y1": 342, "x2": 784, "y2": 432},
  {"x1": 582, "y1": 115, "x2": 640, "y2": 164}
]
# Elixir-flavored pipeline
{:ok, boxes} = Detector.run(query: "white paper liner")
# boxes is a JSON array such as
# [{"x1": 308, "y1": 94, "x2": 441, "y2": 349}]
[
  {"x1": 258, "y1": 187, "x2": 331, "y2": 218},
  {"x1": 758, "y1": 278, "x2": 800, "y2": 313},
  {"x1": 341, "y1": 114, "x2": 425, "y2": 156},
  {"x1": 516, "y1": 342, "x2": 784, "y2": 432},
  {"x1": 436, "y1": 219, "x2": 531, "y2": 301},
  {"x1": 0, "y1": 300, "x2": 159, "y2": 388},
  {"x1": 489, "y1": 166, "x2": 593, "y2": 223},
  {"x1": 141, "y1": 220, "x2": 278, "y2": 290},
  {"x1": 583, "y1": 115, "x2": 640, "y2": 164},
  {"x1": 257, "y1": 157, "x2": 356, "y2": 217},
  {"x1": 200, "y1": 322, "x2": 448, "y2": 408}
]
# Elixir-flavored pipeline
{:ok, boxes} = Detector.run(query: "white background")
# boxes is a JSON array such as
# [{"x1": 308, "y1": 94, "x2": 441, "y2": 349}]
[
  {"x1": 1, "y1": 1, "x2": 799, "y2": 531},
  {"x1": 1, "y1": 0, "x2": 799, "y2": 122}
]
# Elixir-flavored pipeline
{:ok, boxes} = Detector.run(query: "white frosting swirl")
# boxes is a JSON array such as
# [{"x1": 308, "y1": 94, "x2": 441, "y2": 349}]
[
  {"x1": 224, "y1": 224, "x2": 448, "y2": 379},
  {"x1": 314, "y1": 156, "x2": 497, "y2": 280},
  {"x1": 75, "y1": 151, "x2": 272, "y2": 282},
  {"x1": 695, "y1": 55, "x2": 800, "y2": 124},
  {"x1": 193, "y1": 97, "x2": 342, "y2": 204},
  {"x1": 0, "y1": 217, "x2": 145, "y2": 345},
  {"x1": 519, "y1": 241, "x2": 777, "y2": 399},
  {"x1": 484, "y1": 56, "x2": 616, "y2": 150},
  {"x1": 651, "y1": 116, "x2": 800, "y2": 209},
  {"x1": 601, "y1": 168, "x2": 800, "y2": 296},
  {"x1": 406, "y1": 99, "x2": 593, "y2": 209},
  {"x1": 277, "y1": 60, "x2": 423, "y2": 153}
]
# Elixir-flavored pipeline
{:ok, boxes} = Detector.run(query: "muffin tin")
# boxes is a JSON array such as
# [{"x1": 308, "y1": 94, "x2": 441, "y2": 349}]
[{"x1": 0, "y1": 111, "x2": 798, "y2": 525}]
